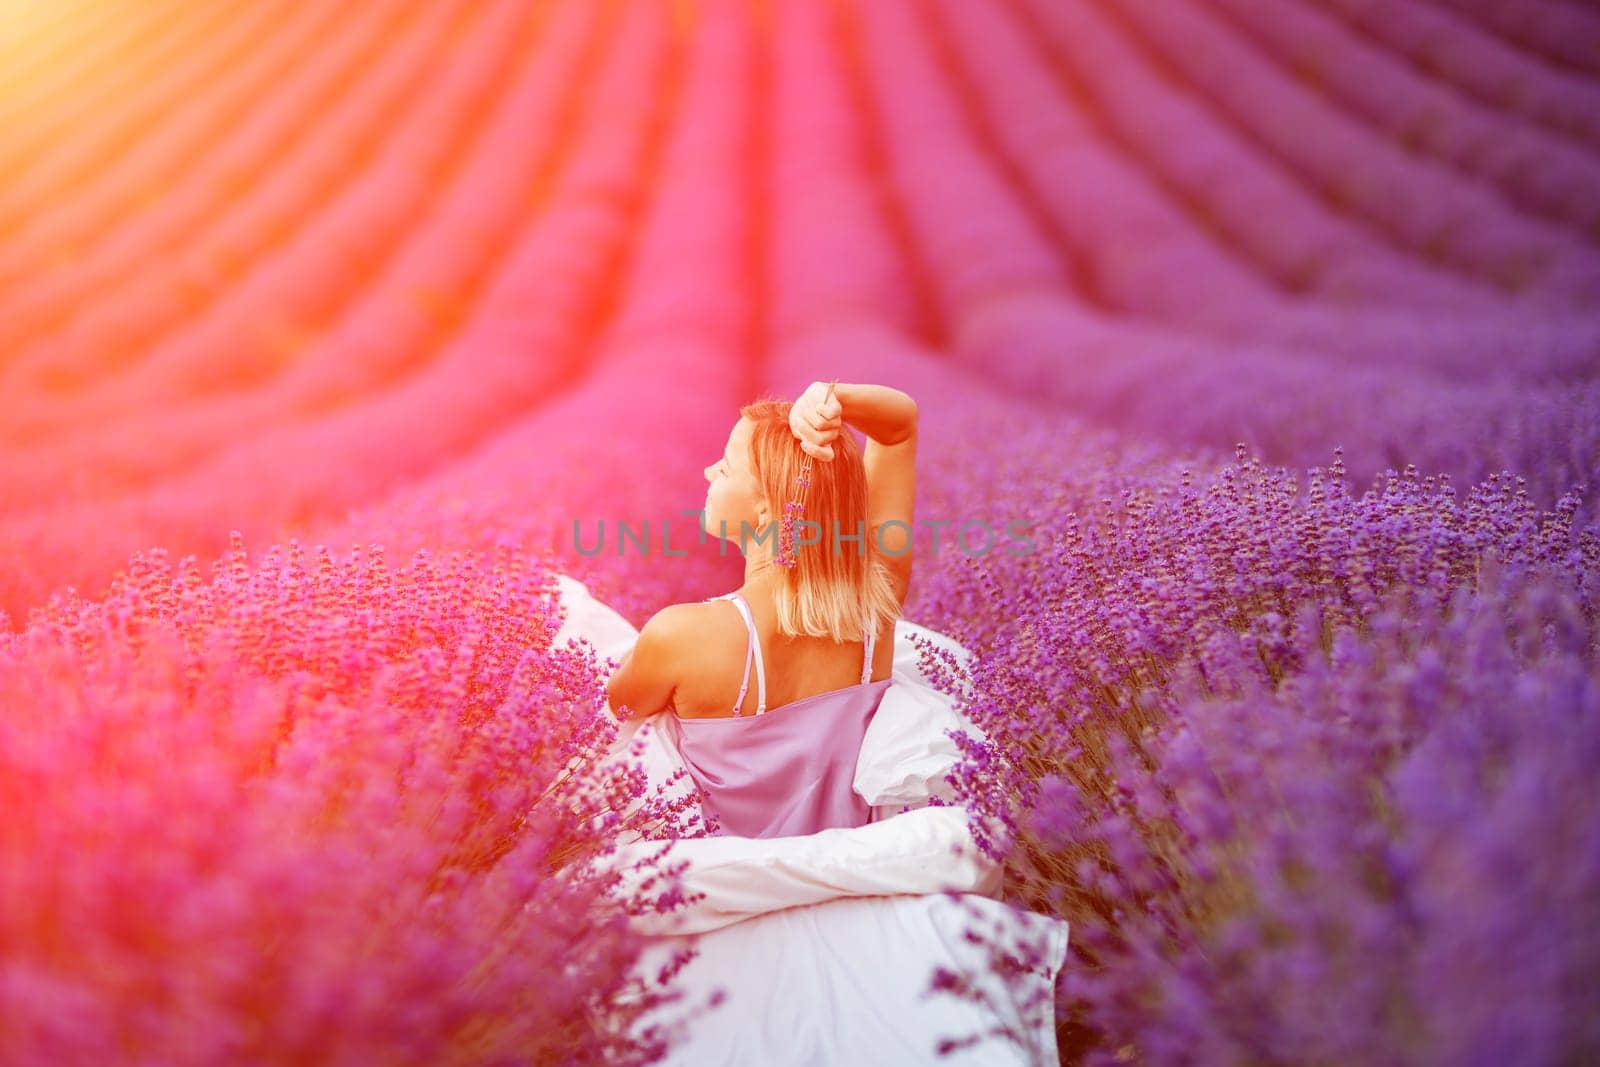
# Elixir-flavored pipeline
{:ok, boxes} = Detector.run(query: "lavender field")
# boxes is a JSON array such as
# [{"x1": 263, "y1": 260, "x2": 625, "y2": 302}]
[{"x1": 1, "y1": 0, "x2": 1596, "y2": 1062}]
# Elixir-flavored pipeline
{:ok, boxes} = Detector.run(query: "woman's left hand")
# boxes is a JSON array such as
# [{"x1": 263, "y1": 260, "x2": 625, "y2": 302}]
[{"x1": 790, "y1": 381, "x2": 843, "y2": 460}]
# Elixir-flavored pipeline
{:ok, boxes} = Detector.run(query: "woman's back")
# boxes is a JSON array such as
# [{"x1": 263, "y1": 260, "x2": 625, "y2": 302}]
[
  {"x1": 667, "y1": 589, "x2": 894, "y2": 719},
  {"x1": 661, "y1": 590, "x2": 894, "y2": 838}
]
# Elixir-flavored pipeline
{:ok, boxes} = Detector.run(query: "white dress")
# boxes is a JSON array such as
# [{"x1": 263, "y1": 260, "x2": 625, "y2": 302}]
[{"x1": 552, "y1": 574, "x2": 1071, "y2": 1066}]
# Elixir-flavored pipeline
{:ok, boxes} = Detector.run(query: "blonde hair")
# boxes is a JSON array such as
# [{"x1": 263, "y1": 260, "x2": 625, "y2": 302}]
[{"x1": 740, "y1": 397, "x2": 903, "y2": 643}]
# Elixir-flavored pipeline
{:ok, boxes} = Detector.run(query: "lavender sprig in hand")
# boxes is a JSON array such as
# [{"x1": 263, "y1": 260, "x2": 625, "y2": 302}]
[{"x1": 775, "y1": 380, "x2": 841, "y2": 568}]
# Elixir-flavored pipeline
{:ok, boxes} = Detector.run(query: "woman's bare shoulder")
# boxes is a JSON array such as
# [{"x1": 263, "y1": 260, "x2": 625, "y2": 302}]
[
  {"x1": 654, "y1": 599, "x2": 749, "y2": 717},
  {"x1": 648, "y1": 600, "x2": 726, "y2": 641},
  {"x1": 657, "y1": 599, "x2": 742, "y2": 658}
]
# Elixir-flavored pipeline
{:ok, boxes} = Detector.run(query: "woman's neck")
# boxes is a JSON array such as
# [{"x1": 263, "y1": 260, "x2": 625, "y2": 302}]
[{"x1": 739, "y1": 553, "x2": 784, "y2": 600}]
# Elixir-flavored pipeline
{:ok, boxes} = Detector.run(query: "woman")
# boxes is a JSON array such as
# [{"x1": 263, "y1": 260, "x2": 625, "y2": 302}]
[{"x1": 605, "y1": 380, "x2": 919, "y2": 838}]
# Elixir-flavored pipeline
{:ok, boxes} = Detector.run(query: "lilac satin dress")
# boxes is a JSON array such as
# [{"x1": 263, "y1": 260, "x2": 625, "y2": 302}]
[{"x1": 659, "y1": 591, "x2": 893, "y2": 839}]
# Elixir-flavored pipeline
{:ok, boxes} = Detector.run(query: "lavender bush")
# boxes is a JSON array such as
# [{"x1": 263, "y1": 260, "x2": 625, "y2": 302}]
[
  {"x1": 916, "y1": 442, "x2": 1599, "y2": 1063},
  {"x1": 0, "y1": 532, "x2": 704, "y2": 1065}
]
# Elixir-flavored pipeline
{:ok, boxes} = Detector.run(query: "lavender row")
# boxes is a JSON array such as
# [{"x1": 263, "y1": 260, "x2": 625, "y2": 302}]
[
  {"x1": 0, "y1": 0, "x2": 187, "y2": 140},
  {"x1": 1017, "y1": 0, "x2": 1499, "y2": 312},
  {"x1": 0, "y1": 0, "x2": 614, "y2": 508},
  {"x1": 1207, "y1": 0, "x2": 1600, "y2": 237},
  {"x1": 927, "y1": 0, "x2": 1600, "y2": 381},
  {"x1": 321, "y1": 0, "x2": 769, "y2": 626},
  {"x1": 1099, "y1": 0, "x2": 1600, "y2": 305},
  {"x1": 765, "y1": 0, "x2": 923, "y2": 341},
  {"x1": 1308, "y1": 0, "x2": 1600, "y2": 154},
  {"x1": 0, "y1": 2, "x2": 531, "y2": 407},
  {"x1": 952, "y1": 292, "x2": 1600, "y2": 518},
  {"x1": 0, "y1": 0, "x2": 759, "y2": 629},
  {"x1": 0, "y1": 1, "x2": 297, "y2": 238},
  {"x1": 0, "y1": 0, "x2": 681, "y2": 625},
  {"x1": 839, "y1": 0, "x2": 1075, "y2": 331},
  {"x1": 0, "y1": 3, "x2": 446, "y2": 359},
  {"x1": 921, "y1": 0, "x2": 1284, "y2": 323},
  {"x1": 1428, "y1": 0, "x2": 1600, "y2": 77}
]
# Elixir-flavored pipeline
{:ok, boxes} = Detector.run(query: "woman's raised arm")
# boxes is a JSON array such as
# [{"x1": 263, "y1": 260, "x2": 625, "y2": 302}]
[{"x1": 791, "y1": 381, "x2": 918, "y2": 603}]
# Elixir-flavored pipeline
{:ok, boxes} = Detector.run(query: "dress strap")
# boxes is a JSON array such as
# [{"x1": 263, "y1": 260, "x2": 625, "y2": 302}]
[
  {"x1": 861, "y1": 619, "x2": 876, "y2": 685},
  {"x1": 722, "y1": 592, "x2": 767, "y2": 716}
]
